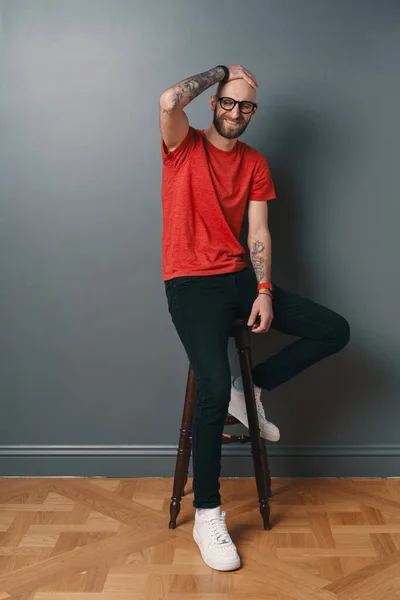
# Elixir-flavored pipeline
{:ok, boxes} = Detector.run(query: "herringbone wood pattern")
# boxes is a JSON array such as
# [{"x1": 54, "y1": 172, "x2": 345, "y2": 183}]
[{"x1": 0, "y1": 477, "x2": 400, "y2": 599}]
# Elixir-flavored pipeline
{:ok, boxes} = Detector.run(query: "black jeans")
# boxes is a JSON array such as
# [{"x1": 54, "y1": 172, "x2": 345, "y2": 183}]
[{"x1": 165, "y1": 267, "x2": 350, "y2": 508}]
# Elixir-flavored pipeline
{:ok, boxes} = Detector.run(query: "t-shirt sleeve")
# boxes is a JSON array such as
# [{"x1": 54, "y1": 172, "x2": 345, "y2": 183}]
[
  {"x1": 249, "y1": 155, "x2": 276, "y2": 201},
  {"x1": 161, "y1": 126, "x2": 199, "y2": 169}
]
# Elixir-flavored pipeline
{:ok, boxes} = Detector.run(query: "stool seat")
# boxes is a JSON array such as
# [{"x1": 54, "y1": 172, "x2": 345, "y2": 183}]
[{"x1": 168, "y1": 317, "x2": 273, "y2": 531}]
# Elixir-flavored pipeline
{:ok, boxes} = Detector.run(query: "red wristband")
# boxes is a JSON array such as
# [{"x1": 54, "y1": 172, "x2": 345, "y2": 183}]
[{"x1": 257, "y1": 282, "x2": 272, "y2": 292}]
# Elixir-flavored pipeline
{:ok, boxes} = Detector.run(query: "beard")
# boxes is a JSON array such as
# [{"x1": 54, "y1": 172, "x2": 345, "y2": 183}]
[{"x1": 213, "y1": 109, "x2": 250, "y2": 139}]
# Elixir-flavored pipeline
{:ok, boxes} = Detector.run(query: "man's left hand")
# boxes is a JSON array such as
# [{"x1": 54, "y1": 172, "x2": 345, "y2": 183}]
[{"x1": 248, "y1": 294, "x2": 273, "y2": 333}]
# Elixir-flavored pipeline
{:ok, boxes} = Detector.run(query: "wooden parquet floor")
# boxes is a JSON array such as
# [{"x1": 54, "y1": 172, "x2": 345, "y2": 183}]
[{"x1": 1, "y1": 477, "x2": 400, "y2": 599}]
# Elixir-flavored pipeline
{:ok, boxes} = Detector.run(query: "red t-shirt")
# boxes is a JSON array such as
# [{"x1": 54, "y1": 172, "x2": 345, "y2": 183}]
[{"x1": 161, "y1": 126, "x2": 276, "y2": 280}]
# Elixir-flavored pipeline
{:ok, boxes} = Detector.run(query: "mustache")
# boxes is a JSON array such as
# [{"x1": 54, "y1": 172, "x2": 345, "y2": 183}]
[{"x1": 223, "y1": 117, "x2": 244, "y2": 124}]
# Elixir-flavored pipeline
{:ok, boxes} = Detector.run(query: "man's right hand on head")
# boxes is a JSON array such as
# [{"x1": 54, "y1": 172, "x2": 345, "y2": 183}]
[{"x1": 226, "y1": 65, "x2": 258, "y2": 88}]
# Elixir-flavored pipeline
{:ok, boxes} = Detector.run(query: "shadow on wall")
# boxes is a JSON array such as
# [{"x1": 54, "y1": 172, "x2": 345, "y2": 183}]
[{"x1": 228, "y1": 91, "x2": 390, "y2": 445}]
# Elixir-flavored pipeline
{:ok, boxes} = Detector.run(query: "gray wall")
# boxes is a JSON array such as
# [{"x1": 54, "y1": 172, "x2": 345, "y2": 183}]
[{"x1": 1, "y1": 0, "x2": 399, "y2": 477}]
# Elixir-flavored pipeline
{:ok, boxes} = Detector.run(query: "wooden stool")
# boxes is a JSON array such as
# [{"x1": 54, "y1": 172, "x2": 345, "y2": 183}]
[{"x1": 168, "y1": 317, "x2": 272, "y2": 531}]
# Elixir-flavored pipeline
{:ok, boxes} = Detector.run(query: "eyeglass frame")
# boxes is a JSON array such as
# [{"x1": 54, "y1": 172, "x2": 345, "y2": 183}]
[{"x1": 215, "y1": 96, "x2": 258, "y2": 114}]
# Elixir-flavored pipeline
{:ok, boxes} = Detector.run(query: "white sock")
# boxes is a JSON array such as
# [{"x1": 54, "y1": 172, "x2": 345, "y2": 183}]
[
  {"x1": 232, "y1": 375, "x2": 244, "y2": 392},
  {"x1": 196, "y1": 506, "x2": 221, "y2": 519}
]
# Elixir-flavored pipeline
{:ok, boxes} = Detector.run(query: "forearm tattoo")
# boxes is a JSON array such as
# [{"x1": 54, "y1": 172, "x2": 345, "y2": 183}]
[
  {"x1": 251, "y1": 239, "x2": 267, "y2": 283},
  {"x1": 161, "y1": 67, "x2": 224, "y2": 112}
]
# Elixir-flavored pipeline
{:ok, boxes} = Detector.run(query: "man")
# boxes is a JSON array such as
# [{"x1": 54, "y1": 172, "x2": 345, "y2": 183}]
[{"x1": 159, "y1": 64, "x2": 350, "y2": 572}]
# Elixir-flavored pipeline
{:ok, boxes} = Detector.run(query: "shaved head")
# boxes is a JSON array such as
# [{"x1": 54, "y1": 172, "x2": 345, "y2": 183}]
[{"x1": 215, "y1": 78, "x2": 257, "y2": 103}]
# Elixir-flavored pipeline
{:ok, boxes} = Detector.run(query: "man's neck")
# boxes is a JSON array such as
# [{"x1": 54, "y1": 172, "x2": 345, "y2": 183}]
[{"x1": 204, "y1": 124, "x2": 238, "y2": 152}]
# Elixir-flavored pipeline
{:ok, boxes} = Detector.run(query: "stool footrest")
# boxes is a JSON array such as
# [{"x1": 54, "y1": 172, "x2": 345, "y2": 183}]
[
  {"x1": 222, "y1": 432, "x2": 251, "y2": 444},
  {"x1": 224, "y1": 415, "x2": 241, "y2": 426}
]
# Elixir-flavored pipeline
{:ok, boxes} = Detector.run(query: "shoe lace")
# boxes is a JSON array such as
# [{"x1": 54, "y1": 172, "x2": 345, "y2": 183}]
[
  {"x1": 255, "y1": 392, "x2": 268, "y2": 422},
  {"x1": 207, "y1": 511, "x2": 233, "y2": 547}
]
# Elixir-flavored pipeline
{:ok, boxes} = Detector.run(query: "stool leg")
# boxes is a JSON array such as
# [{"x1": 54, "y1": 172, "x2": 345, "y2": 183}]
[
  {"x1": 183, "y1": 438, "x2": 192, "y2": 495},
  {"x1": 234, "y1": 324, "x2": 272, "y2": 531},
  {"x1": 169, "y1": 365, "x2": 197, "y2": 529}
]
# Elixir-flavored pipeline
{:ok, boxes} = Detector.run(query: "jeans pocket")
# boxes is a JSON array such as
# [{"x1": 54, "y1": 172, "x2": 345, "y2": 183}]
[{"x1": 165, "y1": 276, "x2": 202, "y2": 314}]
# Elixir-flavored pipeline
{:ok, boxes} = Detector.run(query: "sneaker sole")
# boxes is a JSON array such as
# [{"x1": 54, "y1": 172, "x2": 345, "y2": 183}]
[
  {"x1": 193, "y1": 527, "x2": 241, "y2": 571},
  {"x1": 228, "y1": 401, "x2": 280, "y2": 442}
]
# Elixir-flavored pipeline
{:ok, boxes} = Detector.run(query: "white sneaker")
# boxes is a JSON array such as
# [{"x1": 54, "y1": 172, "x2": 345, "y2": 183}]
[
  {"x1": 193, "y1": 506, "x2": 241, "y2": 571},
  {"x1": 228, "y1": 376, "x2": 280, "y2": 442}
]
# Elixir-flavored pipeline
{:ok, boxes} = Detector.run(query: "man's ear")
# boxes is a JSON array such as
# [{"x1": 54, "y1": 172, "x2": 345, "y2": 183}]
[
  {"x1": 210, "y1": 94, "x2": 217, "y2": 111},
  {"x1": 249, "y1": 106, "x2": 258, "y2": 119}
]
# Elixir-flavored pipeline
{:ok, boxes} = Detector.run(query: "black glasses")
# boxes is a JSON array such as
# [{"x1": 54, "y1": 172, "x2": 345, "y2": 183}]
[{"x1": 216, "y1": 96, "x2": 257, "y2": 114}]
